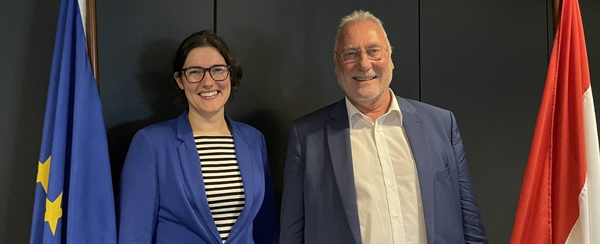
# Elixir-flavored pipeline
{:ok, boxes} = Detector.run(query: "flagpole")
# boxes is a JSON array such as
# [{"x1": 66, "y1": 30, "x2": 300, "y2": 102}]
[
  {"x1": 552, "y1": 0, "x2": 562, "y2": 34},
  {"x1": 86, "y1": 0, "x2": 99, "y2": 89}
]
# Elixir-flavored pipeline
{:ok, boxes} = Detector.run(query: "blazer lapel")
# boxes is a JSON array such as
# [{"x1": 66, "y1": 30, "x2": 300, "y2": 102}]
[
  {"x1": 225, "y1": 118, "x2": 257, "y2": 241},
  {"x1": 175, "y1": 112, "x2": 222, "y2": 243},
  {"x1": 397, "y1": 97, "x2": 435, "y2": 243},
  {"x1": 326, "y1": 100, "x2": 362, "y2": 244}
]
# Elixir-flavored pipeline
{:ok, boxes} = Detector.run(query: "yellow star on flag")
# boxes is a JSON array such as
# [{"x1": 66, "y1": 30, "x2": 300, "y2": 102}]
[
  {"x1": 37, "y1": 156, "x2": 51, "y2": 193},
  {"x1": 45, "y1": 192, "x2": 63, "y2": 236}
]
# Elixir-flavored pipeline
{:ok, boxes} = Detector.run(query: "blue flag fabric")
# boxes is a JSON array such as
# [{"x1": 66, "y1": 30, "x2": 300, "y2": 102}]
[{"x1": 30, "y1": 0, "x2": 117, "y2": 243}]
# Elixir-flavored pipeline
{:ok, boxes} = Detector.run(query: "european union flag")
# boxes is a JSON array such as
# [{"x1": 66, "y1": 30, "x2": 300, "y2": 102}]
[{"x1": 30, "y1": 0, "x2": 116, "y2": 243}]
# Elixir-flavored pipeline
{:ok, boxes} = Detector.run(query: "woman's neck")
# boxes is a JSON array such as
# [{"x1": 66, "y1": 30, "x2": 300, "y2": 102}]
[{"x1": 188, "y1": 111, "x2": 231, "y2": 136}]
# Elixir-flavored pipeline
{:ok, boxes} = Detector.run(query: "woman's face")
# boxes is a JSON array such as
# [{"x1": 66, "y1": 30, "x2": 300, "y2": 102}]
[{"x1": 175, "y1": 46, "x2": 231, "y2": 118}]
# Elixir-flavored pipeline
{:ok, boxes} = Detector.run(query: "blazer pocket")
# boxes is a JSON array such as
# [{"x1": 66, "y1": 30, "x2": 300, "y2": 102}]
[{"x1": 436, "y1": 164, "x2": 452, "y2": 181}]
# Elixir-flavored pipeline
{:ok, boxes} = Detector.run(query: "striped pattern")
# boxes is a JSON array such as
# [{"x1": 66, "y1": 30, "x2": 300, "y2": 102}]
[{"x1": 195, "y1": 136, "x2": 245, "y2": 243}]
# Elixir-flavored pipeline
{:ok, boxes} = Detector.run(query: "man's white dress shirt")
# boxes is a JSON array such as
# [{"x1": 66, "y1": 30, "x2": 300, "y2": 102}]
[{"x1": 347, "y1": 90, "x2": 428, "y2": 244}]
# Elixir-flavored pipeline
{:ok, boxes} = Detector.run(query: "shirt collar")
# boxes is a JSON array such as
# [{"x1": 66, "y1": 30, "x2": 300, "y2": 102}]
[{"x1": 345, "y1": 89, "x2": 403, "y2": 128}]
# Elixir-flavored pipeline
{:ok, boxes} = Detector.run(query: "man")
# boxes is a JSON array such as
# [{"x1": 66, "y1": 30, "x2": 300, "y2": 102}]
[{"x1": 280, "y1": 10, "x2": 487, "y2": 244}]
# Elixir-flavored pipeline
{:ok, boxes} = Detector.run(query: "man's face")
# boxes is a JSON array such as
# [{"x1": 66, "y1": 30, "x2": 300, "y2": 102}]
[{"x1": 334, "y1": 21, "x2": 394, "y2": 105}]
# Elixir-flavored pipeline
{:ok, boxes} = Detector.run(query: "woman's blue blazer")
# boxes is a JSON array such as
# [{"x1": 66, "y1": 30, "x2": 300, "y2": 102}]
[{"x1": 119, "y1": 112, "x2": 278, "y2": 243}]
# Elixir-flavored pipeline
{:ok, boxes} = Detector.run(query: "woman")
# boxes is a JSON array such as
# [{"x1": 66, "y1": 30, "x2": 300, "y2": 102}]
[{"x1": 119, "y1": 30, "x2": 277, "y2": 243}]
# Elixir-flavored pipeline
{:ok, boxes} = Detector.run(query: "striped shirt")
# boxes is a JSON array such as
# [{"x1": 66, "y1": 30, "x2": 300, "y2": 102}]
[{"x1": 195, "y1": 135, "x2": 245, "y2": 243}]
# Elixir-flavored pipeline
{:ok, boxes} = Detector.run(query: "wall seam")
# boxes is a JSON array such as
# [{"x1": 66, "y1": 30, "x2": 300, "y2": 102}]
[
  {"x1": 213, "y1": 0, "x2": 217, "y2": 33},
  {"x1": 418, "y1": 0, "x2": 422, "y2": 101}
]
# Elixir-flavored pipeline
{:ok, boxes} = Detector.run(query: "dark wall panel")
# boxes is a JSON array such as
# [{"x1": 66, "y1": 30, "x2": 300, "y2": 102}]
[
  {"x1": 217, "y1": 0, "x2": 420, "y2": 203},
  {"x1": 420, "y1": 0, "x2": 549, "y2": 242},
  {"x1": 0, "y1": 0, "x2": 61, "y2": 243},
  {"x1": 97, "y1": 0, "x2": 214, "y2": 190}
]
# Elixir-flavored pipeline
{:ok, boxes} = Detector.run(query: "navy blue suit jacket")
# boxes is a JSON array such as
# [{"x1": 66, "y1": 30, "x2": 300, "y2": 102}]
[
  {"x1": 119, "y1": 112, "x2": 278, "y2": 243},
  {"x1": 280, "y1": 96, "x2": 487, "y2": 243}
]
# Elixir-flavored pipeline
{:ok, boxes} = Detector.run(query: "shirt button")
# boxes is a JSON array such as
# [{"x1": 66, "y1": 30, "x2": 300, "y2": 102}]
[
  {"x1": 388, "y1": 183, "x2": 394, "y2": 188},
  {"x1": 393, "y1": 214, "x2": 399, "y2": 220}
]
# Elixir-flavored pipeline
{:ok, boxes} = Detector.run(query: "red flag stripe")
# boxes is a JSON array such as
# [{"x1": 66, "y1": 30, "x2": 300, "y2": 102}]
[{"x1": 510, "y1": 0, "x2": 590, "y2": 243}]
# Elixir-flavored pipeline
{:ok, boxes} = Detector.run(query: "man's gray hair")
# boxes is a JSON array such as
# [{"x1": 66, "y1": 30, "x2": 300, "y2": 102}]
[{"x1": 333, "y1": 10, "x2": 392, "y2": 55}]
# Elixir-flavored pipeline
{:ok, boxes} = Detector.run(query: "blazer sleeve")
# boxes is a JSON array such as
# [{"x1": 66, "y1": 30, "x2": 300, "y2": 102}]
[
  {"x1": 279, "y1": 122, "x2": 305, "y2": 244},
  {"x1": 450, "y1": 112, "x2": 488, "y2": 243},
  {"x1": 253, "y1": 133, "x2": 279, "y2": 243},
  {"x1": 118, "y1": 131, "x2": 159, "y2": 243}
]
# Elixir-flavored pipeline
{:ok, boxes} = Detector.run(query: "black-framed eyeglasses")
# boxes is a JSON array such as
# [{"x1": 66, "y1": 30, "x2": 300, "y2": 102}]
[
  {"x1": 335, "y1": 48, "x2": 388, "y2": 63},
  {"x1": 180, "y1": 65, "x2": 231, "y2": 83}
]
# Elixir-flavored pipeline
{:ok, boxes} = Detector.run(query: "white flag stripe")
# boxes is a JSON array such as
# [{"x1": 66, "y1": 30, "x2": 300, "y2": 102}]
[{"x1": 566, "y1": 87, "x2": 600, "y2": 243}]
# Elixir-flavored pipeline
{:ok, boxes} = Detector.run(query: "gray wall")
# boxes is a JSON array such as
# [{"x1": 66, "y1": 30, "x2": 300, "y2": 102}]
[
  {"x1": 1, "y1": 0, "x2": 61, "y2": 243},
  {"x1": 420, "y1": 1, "x2": 548, "y2": 240},
  {"x1": 1, "y1": 0, "x2": 599, "y2": 243}
]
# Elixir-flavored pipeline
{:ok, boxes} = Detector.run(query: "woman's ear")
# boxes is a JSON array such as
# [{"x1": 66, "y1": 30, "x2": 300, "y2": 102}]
[{"x1": 174, "y1": 72, "x2": 184, "y2": 90}]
